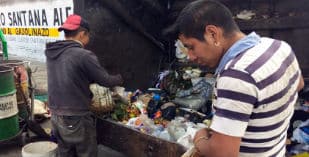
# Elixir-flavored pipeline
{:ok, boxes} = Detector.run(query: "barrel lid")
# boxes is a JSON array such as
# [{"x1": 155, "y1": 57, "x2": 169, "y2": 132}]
[
  {"x1": 0, "y1": 60, "x2": 26, "y2": 66},
  {"x1": 0, "y1": 65, "x2": 13, "y2": 73}
]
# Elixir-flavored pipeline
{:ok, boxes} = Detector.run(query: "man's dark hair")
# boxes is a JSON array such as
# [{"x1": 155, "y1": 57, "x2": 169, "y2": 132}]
[
  {"x1": 175, "y1": 0, "x2": 239, "y2": 41},
  {"x1": 64, "y1": 27, "x2": 89, "y2": 38}
]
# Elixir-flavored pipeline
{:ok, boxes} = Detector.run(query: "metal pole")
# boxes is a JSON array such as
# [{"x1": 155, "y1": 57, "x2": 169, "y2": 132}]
[{"x1": 0, "y1": 29, "x2": 8, "y2": 60}]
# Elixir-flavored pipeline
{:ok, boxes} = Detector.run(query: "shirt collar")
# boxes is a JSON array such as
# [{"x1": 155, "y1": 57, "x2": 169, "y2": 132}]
[
  {"x1": 215, "y1": 32, "x2": 261, "y2": 75},
  {"x1": 73, "y1": 40, "x2": 84, "y2": 47}
]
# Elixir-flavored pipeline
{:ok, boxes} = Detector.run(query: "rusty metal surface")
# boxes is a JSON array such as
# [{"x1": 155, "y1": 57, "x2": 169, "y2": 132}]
[
  {"x1": 166, "y1": 0, "x2": 309, "y2": 77},
  {"x1": 73, "y1": 0, "x2": 309, "y2": 89},
  {"x1": 96, "y1": 118, "x2": 186, "y2": 157},
  {"x1": 74, "y1": 0, "x2": 167, "y2": 90},
  {"x1": 225, "y1": 0, "x2": 309, "y2": 77}
]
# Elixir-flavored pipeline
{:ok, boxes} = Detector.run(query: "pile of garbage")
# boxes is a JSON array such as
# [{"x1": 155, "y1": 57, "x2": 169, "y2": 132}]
[
  {"x1": 286, "y1": 85, "x2": 309, "y2": 157},
  {"x1": 90, "y1": 65, "x2": 215, "y2": 149},
  {"x1": 90, "y1": 40, "x2": 309, "y2": 156}
]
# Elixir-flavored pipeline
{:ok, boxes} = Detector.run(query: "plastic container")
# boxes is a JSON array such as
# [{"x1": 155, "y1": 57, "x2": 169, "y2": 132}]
[
  {"x1": 22, "y1": 141, "x2": 58, "y2": 157},
  {"x1": 0, "y1": 65, "x2": 19, "y2": 141},
  {"x1": 0, "y1": 60, "x2": 30, "y2": 105}
]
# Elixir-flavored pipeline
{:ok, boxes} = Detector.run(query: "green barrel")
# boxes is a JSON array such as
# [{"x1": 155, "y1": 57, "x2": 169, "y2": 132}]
[
  {"x1": 0, "y1": 65, "x2": 19, "y2": 141},
  {"x1": 0, "y1": 60, "x2": 29, "y2": 119}
]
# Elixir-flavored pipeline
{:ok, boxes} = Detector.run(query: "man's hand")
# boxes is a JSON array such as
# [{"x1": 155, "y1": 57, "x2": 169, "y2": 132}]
[
  {"x1": 192, "y1": 128, "x2": 241, "y2": 157},
  {"x1": 193, "y1": 128, "x2": 211, "y2": 144},
  {"x1": 193, "y1": 128, "x2": 211, "y2": 156}
]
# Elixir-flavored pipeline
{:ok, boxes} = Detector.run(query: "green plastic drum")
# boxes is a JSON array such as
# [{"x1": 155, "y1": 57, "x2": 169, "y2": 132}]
[
  {"x1": 0, "y1": 60, "x2": 29, "y2": 119},
  {"x1": 0, "y1": 65, "x2": 19, "y2": 141},
  {"x1": 0, "y1": 60, "x2": 29, "y2": 104}
]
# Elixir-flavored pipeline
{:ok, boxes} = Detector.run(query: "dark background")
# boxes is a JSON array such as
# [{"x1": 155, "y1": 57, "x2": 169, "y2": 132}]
[{"x1": 74, "y1": 0, "x2": 309, "y2": 90}]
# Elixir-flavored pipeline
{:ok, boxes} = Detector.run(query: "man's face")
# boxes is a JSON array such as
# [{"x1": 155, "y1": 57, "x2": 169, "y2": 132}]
[{"x1": 179, "y1": 34, "x2": 222, "y2": 68}]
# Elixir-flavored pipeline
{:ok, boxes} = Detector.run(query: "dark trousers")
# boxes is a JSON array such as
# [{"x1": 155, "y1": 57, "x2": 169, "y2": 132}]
[{"x1": 51, "y1": 113, "x2": 97, "y2": 157}]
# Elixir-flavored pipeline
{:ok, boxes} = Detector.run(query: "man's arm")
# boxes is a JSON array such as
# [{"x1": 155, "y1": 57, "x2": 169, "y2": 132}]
[
  {"x1": 194, "y1": 128, "x2": 241, "y2": 157},
  {"x1": 196, "y1": 69, "x2": 257, "y2": 156},
  {"x1": 82, "y1": 52, "x2": 123, "y2": 87}
]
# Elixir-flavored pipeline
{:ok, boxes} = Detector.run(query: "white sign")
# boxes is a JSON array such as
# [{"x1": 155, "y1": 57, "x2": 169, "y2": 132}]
[
  {"x1": 0, "y1": 0, "x2": 74, "y2": 62},
  {"x1": 0, "y1": 93, "x2": 18, "y2": 119}
]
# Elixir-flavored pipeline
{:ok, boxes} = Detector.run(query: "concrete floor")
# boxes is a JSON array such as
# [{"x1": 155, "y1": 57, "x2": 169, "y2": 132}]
[
  {"x1": 0, "y1": 55, "x2": 127, "y2": 157},
  {"x1": 0, "y1": 119, "x2": 126, "y2": 157},
  {"x1": 0, "y1": 143, "x2": 126, "y2": 157},
  {"x1": 0, "y1": 142, "x2": 22, "y2": 157}
]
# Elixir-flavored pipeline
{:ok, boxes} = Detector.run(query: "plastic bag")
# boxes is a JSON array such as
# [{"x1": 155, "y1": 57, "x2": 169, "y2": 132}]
[
  {"x1": 89, "y1": 83, "x2": 114, "y2": 114},
  {"x1": 174, "y1": 78, "x2": 214, "y2": 110},
  {"x1": 167, "y1": 117, "x2": 187, "y2": 141},
  {"x1": 175, "y1": 40, "x2": 189, "y2": 62},
  {"x1": 173, "y1": 94, "x2": 206, "y2": 110},
  {"x1": 292, "y1": 119, "x2": 309, "y2": 144}
]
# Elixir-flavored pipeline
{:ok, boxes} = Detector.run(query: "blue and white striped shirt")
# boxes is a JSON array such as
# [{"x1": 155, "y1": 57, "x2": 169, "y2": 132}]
[{"x1": 210, "y1": 35, "x2": 302, "y2": 157}]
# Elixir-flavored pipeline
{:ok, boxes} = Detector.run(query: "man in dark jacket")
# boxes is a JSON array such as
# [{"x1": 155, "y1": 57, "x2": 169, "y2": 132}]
[{"x1": 45, "y1": 14, "x2": 123, "y2": 157}]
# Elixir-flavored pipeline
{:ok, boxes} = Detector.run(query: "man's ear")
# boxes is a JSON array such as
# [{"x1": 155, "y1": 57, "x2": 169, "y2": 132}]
[
  {"x1": 204, "y1": 25, "x2": 221, "y2": 46},
  {"x1": 76, "y1": 31, "x2": 81, "y2": 40},
  {"x1": 81, "y1": 31, "x2": 86, "y2": 38}
]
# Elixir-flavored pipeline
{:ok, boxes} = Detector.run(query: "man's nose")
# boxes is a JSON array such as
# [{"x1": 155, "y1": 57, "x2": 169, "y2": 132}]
[{"x1": 188, "y1": 52, "x2": 197, "y2": 61}]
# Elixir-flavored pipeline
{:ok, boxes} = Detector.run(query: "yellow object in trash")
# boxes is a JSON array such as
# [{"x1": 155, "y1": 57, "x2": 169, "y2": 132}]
[{"x1": 293, "y1": 152, "x2": 309, "y2": 157}]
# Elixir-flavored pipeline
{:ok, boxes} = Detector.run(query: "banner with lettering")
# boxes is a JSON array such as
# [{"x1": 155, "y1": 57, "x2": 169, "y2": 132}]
[{"x1": 0, "y1": 0, "x2": 74, "y2": 61}]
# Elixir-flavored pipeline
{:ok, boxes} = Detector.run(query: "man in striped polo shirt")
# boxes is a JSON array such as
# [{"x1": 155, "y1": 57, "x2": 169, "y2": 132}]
[{"x1": 174, "y1": 0, "x2": 305, "y2": 156}]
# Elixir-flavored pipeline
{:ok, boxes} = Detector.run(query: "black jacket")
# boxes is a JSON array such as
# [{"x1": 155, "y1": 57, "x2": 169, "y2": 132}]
[{"x1": 45, "y1": 40, "x2": 122, "y2": 116}]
